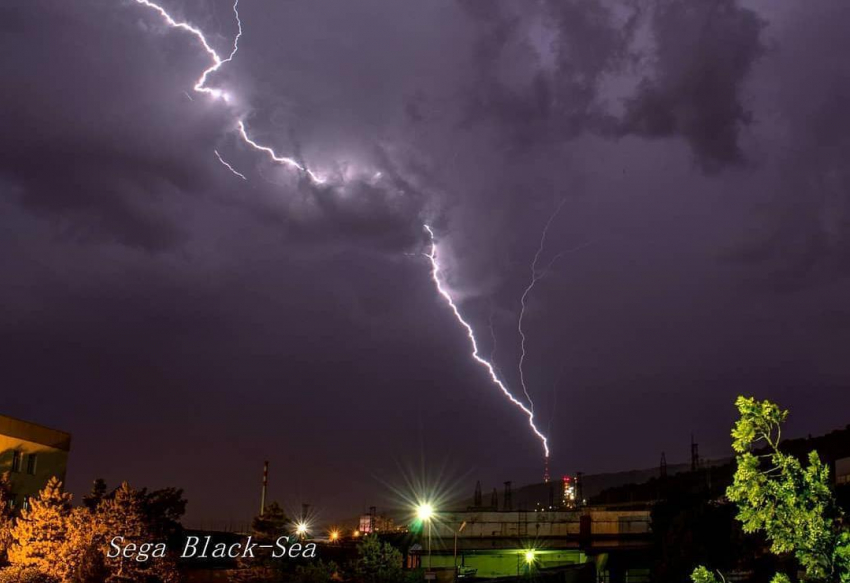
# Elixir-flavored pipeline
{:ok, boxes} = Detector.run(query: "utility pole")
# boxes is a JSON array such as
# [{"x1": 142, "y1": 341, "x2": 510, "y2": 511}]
[{"x1": 453, "y1": 521, "x2": 467, "y2": 582}]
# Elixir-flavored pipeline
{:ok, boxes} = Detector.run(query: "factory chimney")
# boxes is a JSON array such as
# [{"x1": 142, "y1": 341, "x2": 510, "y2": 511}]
[{"x1": 260, "y1": 461, "x2": 269, "y2": 516}]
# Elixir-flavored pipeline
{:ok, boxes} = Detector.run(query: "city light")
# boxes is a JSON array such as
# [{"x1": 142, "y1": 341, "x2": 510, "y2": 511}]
[
  {"x1": 524, "y1": 549, "x2": 536, "y2": 564},
  {"x1": 329, "y1": 530, "x2": 339, "y2": 542},
  {"x1": 416, "y1": 503, "x2": 434, "y2": 522},
  {"x1": 295, "y1": 522, "x2": 308, "y2": 536}
]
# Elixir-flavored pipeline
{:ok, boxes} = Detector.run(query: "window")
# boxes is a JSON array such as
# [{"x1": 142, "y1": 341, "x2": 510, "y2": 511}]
[
  {"x1": 26, "y1": 453, "x2": 37, "y2": 475},
  {"x1": 22, "y1": 497, "x2": 30, "y2": 512},
  {"x1": 11, "y1": 451, "x2": 22, "y2": 473},
  {"x1": 8, "y1": 495, "x2": 16, "y2": 510}
]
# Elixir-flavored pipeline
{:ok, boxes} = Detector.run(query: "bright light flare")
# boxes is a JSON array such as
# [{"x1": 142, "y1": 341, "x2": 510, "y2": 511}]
[
  {"x1": 295, "y1": 522, "x2": 308, "y2": 536},
  {"x1": 424, "y1": 225, "x2": 550, "y2": 457},
  {"x1": 524, "y1": 549, "x2": 536, "y2": 564},
  {"x1": 329, "y1": 530, "x2": 340, "y2": 541},
  {"x1": 416, "y1": 503, "x2": 434, "y2": 522}
]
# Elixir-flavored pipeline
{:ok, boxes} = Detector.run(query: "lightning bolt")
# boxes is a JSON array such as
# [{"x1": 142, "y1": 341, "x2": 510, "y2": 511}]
[
  {"x1": 518, "y1": 199, "x2": 567, "y2": 411},
  {"x1": 214, "y1": 149, "x2": 247, "y2": 180},
  {"x1": 134, "y1": 0, "x2": 240, "y2": 102},
  {"x1": 132, "y1": 1, "x2": 550, "y2": 458},
  {"x1": 132, "y1": 0, "x2": 325, "y2": 184},
  {"x1": 237, "y1": 121, "x2": 326, "y2": 184},
  {"x1": 424, "y1": 225, "x2": 550, "y2": 458}
]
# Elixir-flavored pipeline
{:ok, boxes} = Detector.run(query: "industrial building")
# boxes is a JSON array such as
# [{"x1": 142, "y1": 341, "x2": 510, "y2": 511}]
[
  {"x1": 0, "y1": 414, "x2": 71, "y2": 512},
  {"x1": 408, "y1": 508, "x2": 651, "y2": 581}
]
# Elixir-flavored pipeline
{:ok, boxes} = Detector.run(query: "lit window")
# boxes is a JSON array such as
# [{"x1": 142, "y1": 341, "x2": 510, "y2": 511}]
[
  {"x1": 8, "y1": 495, "x2": 16, "y2": 510},
  {"x1": 11, "y1": 451, "x2": 22, "y2": 473},
  {"x1": 26, "y1": 454, "x2": 37, "y2": 475},
  {"x1": 22, "y1": 497, "x2": 30, "y2": 511}
]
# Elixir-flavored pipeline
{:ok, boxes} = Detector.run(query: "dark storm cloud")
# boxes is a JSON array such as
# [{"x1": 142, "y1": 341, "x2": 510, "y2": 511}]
[
  {"x1": 0, "y1": 0, "x2": 426, "y2": 254},
  {"x1": 728, "y1": 0, "x2": 850, "y2": 286},
  {"x1": 458, "y1": 0, "x2": 636, "y2": 147},
  {"x1": 0, "y1": 0, "x2": 234, "y2": 250},
  {"x1": 620, "y1": 0, "x2": 765, "y2": 171}
]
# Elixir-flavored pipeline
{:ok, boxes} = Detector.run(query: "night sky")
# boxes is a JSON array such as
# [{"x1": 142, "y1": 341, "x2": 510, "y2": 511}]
[{"x1": 2, "y1": 0, "x2": 850, "y2": 526}]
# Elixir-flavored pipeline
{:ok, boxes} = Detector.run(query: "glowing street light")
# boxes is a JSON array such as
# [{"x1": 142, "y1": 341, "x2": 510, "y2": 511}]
[
  {"x1": 524, "y1": 549, "x2": 536, "y2": 564},
  {"x1": 295, "y1": 522, "x2": 308, "y2": 539},
  {"x1": 329, "y1": 530, "x2": 340, "y2": 542},
  {"x1": 416, "y1": 502, "x2": 435, "y2": 571},
  {"x1": 417, "y1": 503, "x2": 434, "y2": 521}
]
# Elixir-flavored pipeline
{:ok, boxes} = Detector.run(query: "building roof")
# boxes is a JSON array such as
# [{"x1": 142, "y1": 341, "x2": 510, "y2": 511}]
[{"x1": 0, "y1": 414, "x2": 71, "y2": 452}]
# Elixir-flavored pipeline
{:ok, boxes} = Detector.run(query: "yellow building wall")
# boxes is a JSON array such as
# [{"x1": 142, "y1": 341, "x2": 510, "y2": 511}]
[{"x1": 0, "y1": 417, "x2": 70, "y2": 509}]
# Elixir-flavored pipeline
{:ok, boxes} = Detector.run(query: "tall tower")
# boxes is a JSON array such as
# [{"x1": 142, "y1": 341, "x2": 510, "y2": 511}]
[
  {"x1": 543, "y1": 456, "x2": 550, "y2": 483},
  {"x1": 691, "y1": 435, "x2": 700, "y2": 471},
  {"x1": 474, "y1": 481, "x2": 482, "y2": 508},
  {"x1": 260, "y1": 461, "x2": 269, "y2": 516},
  {"x1": 503, "y1": 481, "x2": 513, "y2": 511},
  {"x1": 660, "y1": 452, "x2": 668, "y2": 479}
]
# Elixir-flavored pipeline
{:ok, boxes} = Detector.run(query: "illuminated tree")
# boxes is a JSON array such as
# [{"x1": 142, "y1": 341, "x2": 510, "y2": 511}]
[
  {"x1": 693, "y1": 397, "x2": 850, "y2": 583},
  {"x1": 0, "y1": 473, "x2": 13, "y2": 566},
  {"x1": 6, "y1": 477, "x2": 72, "y2": 581},
  {"x1": 93, "y1": 482, "x2": 179, "y2": 583}
]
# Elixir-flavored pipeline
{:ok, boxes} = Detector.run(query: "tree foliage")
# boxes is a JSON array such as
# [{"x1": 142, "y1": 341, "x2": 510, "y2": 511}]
[
  {"x1": 352, "y1": 535, "x2": 404, "y2": 583},
  {"x1": 7, "y1": 477, "x2": 73, "y2": 581},
  {"x1": 0, "y1": 478, "x2": 182, "y2": 583},
  {"x1": 693, "y1": 396, "x2": 850, "y2": 583},
  {"x1": 0, "y1": 473, "x2": 13, "y2": 566}
]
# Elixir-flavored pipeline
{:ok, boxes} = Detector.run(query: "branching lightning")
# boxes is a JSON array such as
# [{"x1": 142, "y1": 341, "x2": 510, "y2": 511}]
[
  {"x1": 214, "y1": 149, "x2": 247, "y2": 180},
  {"x1": 132, "y1": 0, "x2": 325, "y2": 183},
  {"x1": 237, "y1": 121, "x2": 326, "y2": 184},
  {"x1": 132, "y1": 0, "x2": 552, "y2": 458},
  {"x1": 134, "y1": 0, "x2": 240, "y2": 102},
  {"x1": 517, "y1": 199, "x2": 567, "y2": 412},
  {"x1": 425, "y1": 225, "x2": 550, "y2": 458}
]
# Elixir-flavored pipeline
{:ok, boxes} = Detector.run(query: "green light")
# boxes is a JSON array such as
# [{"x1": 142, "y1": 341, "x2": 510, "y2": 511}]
[{"x1": 524, "y1": 549, "x2": 536, "y2": 564}]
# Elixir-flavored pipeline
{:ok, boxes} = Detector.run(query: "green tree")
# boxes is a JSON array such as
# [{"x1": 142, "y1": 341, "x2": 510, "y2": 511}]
[
  {"x1": 693, "y1": 396, "x2": 850, "y2": 583},
  {"x1": 352, "y1": 535, "x2": 404, "y2": 583},
  {"x1": 250, "y1": 502, "x2": 290, "y2": 542},
  {"x1": 230, "y1": 502, "x2": 292, "y2": 583}
]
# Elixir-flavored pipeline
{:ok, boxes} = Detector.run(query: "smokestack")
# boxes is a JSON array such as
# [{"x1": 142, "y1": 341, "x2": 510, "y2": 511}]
[
  {"x1": 260, "y1": 461, "x2": 269, "y2": 516},
  {"x1": 503, "y1": 481, "x2": 512, "y2": 511}
]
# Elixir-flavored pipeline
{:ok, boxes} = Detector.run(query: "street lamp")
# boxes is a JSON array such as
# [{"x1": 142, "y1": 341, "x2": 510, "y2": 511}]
[
  {"x1": 416, "y1": 503, "x2": 435, "y2": 571},
  {"x1": 295, "y1": 522, "x2": 308, "y2": 540},
  {"x1": 329, "y1": 530, "x2": 340, "y2": 543},
  {"x1": 453, "y1": 521, "x2": 467, "y2": 582}
]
